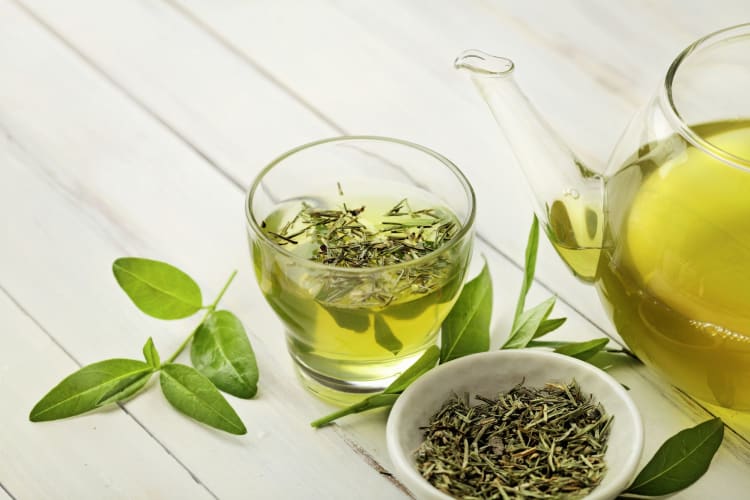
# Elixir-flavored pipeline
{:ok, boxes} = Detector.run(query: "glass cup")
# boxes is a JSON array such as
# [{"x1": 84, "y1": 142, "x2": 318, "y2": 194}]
[{"x1": 245, "y1": 137, "x2": 475, "y2": 404}]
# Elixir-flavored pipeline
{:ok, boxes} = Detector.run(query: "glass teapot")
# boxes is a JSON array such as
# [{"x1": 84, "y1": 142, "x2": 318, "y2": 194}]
[{"x1": 457, "y1": 24, "x2": 750, "y2": 410}]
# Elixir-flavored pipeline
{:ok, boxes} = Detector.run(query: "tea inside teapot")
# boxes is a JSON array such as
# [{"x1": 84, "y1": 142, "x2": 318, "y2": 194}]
[
  {"x1": 598, "y1": 119, "x2": 750, "y2": 409},
  {"x1": 458, "y1": 24, "x2": 750, "y2": 410}
]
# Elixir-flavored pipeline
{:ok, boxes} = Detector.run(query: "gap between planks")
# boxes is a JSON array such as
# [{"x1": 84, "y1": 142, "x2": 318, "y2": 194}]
[
  {"x1": 163, "y1": 0, "x2": 348, "y2": 137},
  {"x1": 9, "y1": 1, "x2": 409, "y2": 494},
  {"x1": 0, "y1": 282, "x2": 220, "y2": 500},
  {"x1": 333, "y1": 427, "x2": 415, "y2": 499},
  {"x1": 0, "y1": 480, "x2": 16, "y2": 500}
]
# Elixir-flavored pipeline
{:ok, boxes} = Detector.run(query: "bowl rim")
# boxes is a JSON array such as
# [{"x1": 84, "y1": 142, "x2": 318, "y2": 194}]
[{"x1": 386, "y1": 349, "x2": 644, "y2": 500}]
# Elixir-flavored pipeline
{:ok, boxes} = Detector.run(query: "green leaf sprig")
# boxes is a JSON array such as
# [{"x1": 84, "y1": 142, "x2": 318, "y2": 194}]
[
  {"x1": 440, "y1": 260, "x2": 492, "y2": 363},
  {"x1": 29, "y1": 257, "x2": 258, "y2": 435},
  {"x1": 502, "y1": 215, "x2": 636, "y2": 361},
  {"x1": 501, "y1": 215, "x2": 567, "y2": 349},
  {"x1": 623, "y1": 417, "x2": 724, "y2": 496}
]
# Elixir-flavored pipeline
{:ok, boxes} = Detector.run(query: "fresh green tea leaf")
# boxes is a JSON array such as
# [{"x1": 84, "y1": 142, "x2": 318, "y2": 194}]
[
  {"x1": 310, "y1": 393, "x2": 400, "y2": 428},
  {"x1": 160, "y1": 363, "x2": 246, "y2": 435},
  {"x1": 191, "y1": 310, "x2": 258, "y2": 399},
  {"x1": 96, "y1": 371, "x2": 153, "y2": 406},
  {"x1": 554, "y1": 338, "x2": 609, "y2": 361},
  {"x1": 311, "y1": 346, "x2": 440, "y2": 427},
  {"x1": 502, "y1": 296, "x2": 556, "y2": 350},
  {"x1": 142, "y1": 337, "x2": 160, "y2": 368},
  {"x1": 440, "y1": 261, "x2": 492, "y2": 363},
  {"x1": 533, "y1": 317, "x2": 567, "y2": 338},
  {"x1": 29, "y1": 359, "x2": 153, "y2": 421},
  {"x1": 113, "y1": 257, "x2": 202, "y2": 319},
  {"x1": 374, "y1": 314, "x2": 403, "y2": 355},
  {"x1": 384, "y1": 345, "x2": 440, "y2": 394},
  {"x1": 626, "y1": 418, "x2": 724, "y2": 496},
  {"x1": 512, "y1": 215, "x2": 539, "y2": 330},
  {"x1": 527, "y1": 339, "x2": 571, "y2": 349}
]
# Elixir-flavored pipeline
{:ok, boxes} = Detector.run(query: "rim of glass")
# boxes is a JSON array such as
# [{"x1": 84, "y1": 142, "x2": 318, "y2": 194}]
[
  {"x1": 245, "y1": 135, "x2": 477, "y2": 274},
  {"x1": 661, "y1": 23, "x2": 750, "y2": 170}
]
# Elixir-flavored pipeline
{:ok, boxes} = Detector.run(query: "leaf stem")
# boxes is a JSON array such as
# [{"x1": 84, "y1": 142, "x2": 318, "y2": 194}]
[
  {"x1": 165, "y1": 270, "x2": 238, "y2": 364},
  {"x1": 310, "y1": 404, "x2": 362, "y2": 428},
  {"x1": 605, "y1": 346, "x2": 641, "y2": 362},
  {"x1": 211, "y1": 270, "x2": 238, "y2": 308}
]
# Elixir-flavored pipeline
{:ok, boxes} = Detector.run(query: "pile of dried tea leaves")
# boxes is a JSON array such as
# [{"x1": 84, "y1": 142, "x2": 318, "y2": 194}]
[{"x1": 415, "y1": 381, "x2": 611, "y2": 499}]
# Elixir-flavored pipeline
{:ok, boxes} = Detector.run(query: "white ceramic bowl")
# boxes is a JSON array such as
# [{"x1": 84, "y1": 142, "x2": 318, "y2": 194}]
[{"x1": 386, "y1": 350, "x2": 643, "y2": 500}]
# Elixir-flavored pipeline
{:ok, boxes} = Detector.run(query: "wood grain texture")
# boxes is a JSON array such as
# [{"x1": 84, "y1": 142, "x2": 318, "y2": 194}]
[
  {"x1": 0, "y1": 2, "x2": 405, "y2": 498},
  {"x1": 0, "y1": 288, "x2": 215, "y2": 499},
  {"x1": 2, "y1": 0, "x2": 749, "y2": 497},
  {"x1": 0, "y1": 484, "x2": 13, "y2": 500}
]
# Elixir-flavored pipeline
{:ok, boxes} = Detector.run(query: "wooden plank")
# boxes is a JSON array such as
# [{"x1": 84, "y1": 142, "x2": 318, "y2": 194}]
[
  {"x1": 0, "y1": 2, "x2": 407, "y2": 498},
  {"x1": 0, "y1": 287, "x2": 215, "y2": 500},
  {"x1": 0, "y1": 484, "x2": 13, "y2": 500},
  {"x1": 10, "y1": 0, "x2": 750, "y2": 496},
  {"x1": 15, "y1": 0, "x2": 333, "y2": 185}
]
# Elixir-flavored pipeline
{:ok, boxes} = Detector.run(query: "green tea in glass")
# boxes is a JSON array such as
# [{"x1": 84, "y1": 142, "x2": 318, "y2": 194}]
[{"x1": 246, "y1": 137, "x2": 475, "y2": 403}]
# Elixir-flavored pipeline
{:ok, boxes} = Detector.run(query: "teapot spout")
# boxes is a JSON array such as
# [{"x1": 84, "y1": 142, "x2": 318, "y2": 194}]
[{"x1": 456, "y1": 50, "x2": 605, "y2": 282}]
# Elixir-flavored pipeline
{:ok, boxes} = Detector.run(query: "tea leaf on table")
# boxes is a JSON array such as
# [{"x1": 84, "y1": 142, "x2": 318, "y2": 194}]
[
  {"x1": 310, "y1": 393, "x2": 401, "y2": 428},
  {"x1": 113, "y1": 257, "x2": 202, "y2": 319},
  {"x1": 626, "y1": 417, "x2": 724, "y2": 496},
  {"x1": 311, "y1": 346, "x2": 439, "y2": 428},
  {"x1": 191, "y1": 310, "x2": 258, "y2": 399},
  {"x1": 384, "y1": 345, "x2": 440, "y2": 394},
  {"x1": 554, "y1": 337, "x2": 609, "y2": 361},
  {"x1": 440, "y1": 260, "x2": 492, "y2": 363},
  {"x1": 96, "y1": 371, "x2": 153, "y2": 406},
  {"x1": 374, "y1": 314, "x2": 403, "y2": 355},
  {"x1": 29, "y1": 359, "x2": 153, "y2": 421},
  {"x1": 533, "y1": 317, "x2": 567, "y2": 338},
  {"x1": 142, "y1": 337, "x2": 160, "y2": 368},
  {"x1": 502, "y1": 296, "x2": 556, "y2": 349},
  {"x1": 501, "y1": 215, "x2": 565, "y2": 347},
  {"x1": 160, "y1": 363, "x2": 247, "y2": 435},
  {"x1": 512, "y1": 215, "x2": 539, "y2": 330}
]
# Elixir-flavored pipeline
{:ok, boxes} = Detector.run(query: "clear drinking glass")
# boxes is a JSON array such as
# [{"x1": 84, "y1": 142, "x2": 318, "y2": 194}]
[{"x1": 246, "y1": 137, "x2": 475, "y2": 404}]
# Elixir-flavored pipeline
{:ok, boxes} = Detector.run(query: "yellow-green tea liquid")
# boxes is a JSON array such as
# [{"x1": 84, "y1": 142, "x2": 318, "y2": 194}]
[
  {"x1": 552, "y1": 120, "x2": 750, "y2": 410},
  {"x1": 253, "y1": 192, "x2": 469, "y2": 404}
]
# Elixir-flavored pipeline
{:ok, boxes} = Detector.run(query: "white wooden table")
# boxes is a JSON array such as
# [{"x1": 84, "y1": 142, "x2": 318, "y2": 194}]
[{"x1": 2, "y1": 1, "x2": 749, "y2": 498}]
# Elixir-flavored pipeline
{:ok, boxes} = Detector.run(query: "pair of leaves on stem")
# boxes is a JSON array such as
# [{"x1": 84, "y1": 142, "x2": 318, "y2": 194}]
[
  {"x1": 29, "y1": 258, "x2": 257, "y2": 435},
  {"x1": 28, "y1": 352, "x2": 247, "y2": 435}
]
